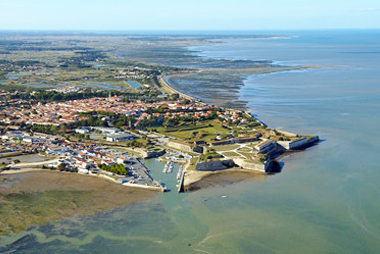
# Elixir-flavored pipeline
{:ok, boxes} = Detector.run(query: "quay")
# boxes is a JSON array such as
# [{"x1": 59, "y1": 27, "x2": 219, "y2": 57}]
[{"x1": 177, "y1": 168, "x2": 185, "y2": 193}]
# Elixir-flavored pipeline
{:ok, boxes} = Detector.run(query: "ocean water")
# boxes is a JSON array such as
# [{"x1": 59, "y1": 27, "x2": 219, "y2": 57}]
[{"x1": 1, "y1": 30, "x2": 380, "y2": 253}]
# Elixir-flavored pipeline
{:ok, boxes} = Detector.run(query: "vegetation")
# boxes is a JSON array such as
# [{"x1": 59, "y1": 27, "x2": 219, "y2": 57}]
[
  {"x1": 221, "y1": 151, "x2": 241, "y2": 158},
  {"x1": 0, "y1": 190, "x2": 92, "y2": 236},
  {"x1": 186, "y1": 157, "x2": 199, "y2": 171},
  {"x1": 200, "y1": 152, "x2": 223, "y2": 161},
  {"x1": 125, "y1": 138, "x2": 149, "y2": 148},
  {"x1": 99, "y1": 163, "x2": 128, "y2": 175},
  {"x1": 155, "y1": 119, "x2": 231, "y2": 142},
  {"x1": 212, "y1": 145, "x2": 240, "y2": 152}
]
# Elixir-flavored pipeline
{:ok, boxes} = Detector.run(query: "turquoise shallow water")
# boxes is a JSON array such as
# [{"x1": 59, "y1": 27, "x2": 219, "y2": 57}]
[{"x1": 1, "y1": 31, "x2": 380, "y2": 253}]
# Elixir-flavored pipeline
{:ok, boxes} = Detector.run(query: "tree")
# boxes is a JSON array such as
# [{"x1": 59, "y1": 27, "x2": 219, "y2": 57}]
[
  {"x1": 171, "y1": 93, "x2": 179, "y2": 100},
  {"x1": 57, "y1": 164, "x2": 65, "y2": 171}
]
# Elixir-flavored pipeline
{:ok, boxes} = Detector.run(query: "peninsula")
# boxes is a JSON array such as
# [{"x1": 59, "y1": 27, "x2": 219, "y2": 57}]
[{"x1": 0, "y1": 32, "x2": 319, "y2": 236}]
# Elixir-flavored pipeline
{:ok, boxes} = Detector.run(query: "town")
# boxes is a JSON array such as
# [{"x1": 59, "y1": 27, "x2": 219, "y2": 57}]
[
  {"x1": 0, "y1": 35, "x2": 319, "y2": 193},
  {"x1": 0, "y1": 85, "x2": 319, "y2": 192}
]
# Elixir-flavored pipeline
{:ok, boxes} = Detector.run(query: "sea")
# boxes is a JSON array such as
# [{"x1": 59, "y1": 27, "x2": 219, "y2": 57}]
[{"x1": 1, "y1": 30, "x2": 380, "y2": 253}]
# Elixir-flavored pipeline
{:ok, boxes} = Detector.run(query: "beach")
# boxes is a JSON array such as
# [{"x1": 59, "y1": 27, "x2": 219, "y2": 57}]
[{"x1": 184, "y1": 168, "x2": 266, "y2": 192}]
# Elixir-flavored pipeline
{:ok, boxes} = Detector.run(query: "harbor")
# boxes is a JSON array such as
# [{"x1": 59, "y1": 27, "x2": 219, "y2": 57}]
[{"x1": 162, "y1": 160, "x2": 174, "y2": 174}]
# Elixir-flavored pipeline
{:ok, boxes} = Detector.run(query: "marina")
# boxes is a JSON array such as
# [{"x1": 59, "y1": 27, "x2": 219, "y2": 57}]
[{"x1": 162, "y1": 160, "x2": 173, "y2": 174}]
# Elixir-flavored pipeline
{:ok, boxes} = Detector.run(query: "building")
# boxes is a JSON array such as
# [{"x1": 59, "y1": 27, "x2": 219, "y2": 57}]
[
  {"x1": 23, "y1": 138, "x2": 37, "y2": 143},
  {"x1": 106, "y1": 133, "x2": 135, "y2": 142},
  {"x1": 279, "y1": 136, "x2": 319, "y2": 150},
  {"x1": 135, "y1": 148, "x2": 166, "y2": 159},
  {"x1": 75, "y1": 127, "x2": 90, "y2": 134},
  {"x1": 167, "y1": 141, "x2": 192, "y2": 152},
  {"x1": 91, "y1": 127, "x2": 120, "y2": 135},
  {"x1": 254, "y1": 140, "x2": 276, "y2": 153}
]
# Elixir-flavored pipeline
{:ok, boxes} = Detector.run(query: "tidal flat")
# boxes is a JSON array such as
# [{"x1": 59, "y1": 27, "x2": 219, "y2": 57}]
[
  {"x1": 0, "y1": 32, "x2": 322, "y2": 109},
  {"x1": 0, "y1": 171, "x2": 157, "y2": 236},
  {"x1": 109, "y1": 34, "x2": 325, "y2": 109},
  {"x1": 184, "y1": 169, "x2": 267, "y2": 192}
]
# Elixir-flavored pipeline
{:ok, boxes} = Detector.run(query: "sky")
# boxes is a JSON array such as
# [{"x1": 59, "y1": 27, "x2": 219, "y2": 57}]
[{"x1": 0, "y1": 0, "x2": 379, "y2": 30}]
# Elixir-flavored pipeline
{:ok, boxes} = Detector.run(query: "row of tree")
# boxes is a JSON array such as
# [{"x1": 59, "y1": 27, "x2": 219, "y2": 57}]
[{"x1": 9, "y1": 90, "x2": 119, "y2": 102}]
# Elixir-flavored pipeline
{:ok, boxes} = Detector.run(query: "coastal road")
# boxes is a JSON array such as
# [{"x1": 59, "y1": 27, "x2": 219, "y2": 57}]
[{"x1": 158, "y1": 75, "x2": 197, "y2": 101}]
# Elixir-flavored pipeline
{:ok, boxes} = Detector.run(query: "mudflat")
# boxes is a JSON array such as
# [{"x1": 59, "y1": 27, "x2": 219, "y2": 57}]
[
  {"x1": 184, "y1": 169, "x2": 266, "y2": 192},
  {"x1": 0, "y1": 170, "x2": 157, "y2": 236}
]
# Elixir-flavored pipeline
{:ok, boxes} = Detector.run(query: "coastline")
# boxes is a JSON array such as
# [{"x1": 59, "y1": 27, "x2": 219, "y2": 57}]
[
  {"x1": 163, "y1": 65, "x2": 336, "y2": 110},
  {"x1": 160, "y1": 67, "x2": 320, "y2": 192},
  {"x1": 0, "y1": 36, "x2": 324, "y2": 236},
  {"x1": 158, "y1": 75, "x2": 199, "y2": 101}
]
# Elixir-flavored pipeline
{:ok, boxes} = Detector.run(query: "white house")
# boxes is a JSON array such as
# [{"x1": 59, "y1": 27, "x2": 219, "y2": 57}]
[
  {"x1": 23, "y1": 138, "x2": 36, "y2": 143},
  {"x1": 116, "y1": 157, "x2": 128, "y2": 164},
  {"x1": 75, "y1": 128, "x2": 90, "y2": 134}
]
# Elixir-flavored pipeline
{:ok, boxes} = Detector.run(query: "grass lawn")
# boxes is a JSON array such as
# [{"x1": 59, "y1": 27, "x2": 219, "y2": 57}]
[
  {"x1": 156, "y1": 119, "x2": 230, "y2": 142},
  {"x1": 212, "y1": 144, "x2": 240, "y2": 152},
  {"x1": 238, "y1": 152, "x2": 256, "y2": 160},
  {"x1": 247, "y1": 142, "x2": 260, "y2": 148},
  {"x1": 200, "y1": 152, "x2": 223, "y2": 161},
  {"x1": 186, "y1": 157, "x2": 199, "y2": 171},
  {"x1": 237, "y1": 147, "x2": 252, "y2": 153},
  {"x1": 221, "y1": 151, "x2": 242, "y2": 158}
]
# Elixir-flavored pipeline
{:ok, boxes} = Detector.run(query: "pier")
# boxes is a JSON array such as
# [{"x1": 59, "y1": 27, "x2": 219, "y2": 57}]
[{"x1": 177, "y1": 168, "x2": 185, "y2": 193}]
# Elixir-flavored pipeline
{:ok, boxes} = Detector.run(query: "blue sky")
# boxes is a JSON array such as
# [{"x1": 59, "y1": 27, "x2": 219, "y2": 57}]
[{"x1": 0, "y1": 0, "x2": 379, "y2": 30}]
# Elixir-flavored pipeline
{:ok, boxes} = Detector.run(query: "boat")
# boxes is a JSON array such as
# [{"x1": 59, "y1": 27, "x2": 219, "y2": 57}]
[{"x1": 162, "y1": 160, "x2": 173, "y2": 174}]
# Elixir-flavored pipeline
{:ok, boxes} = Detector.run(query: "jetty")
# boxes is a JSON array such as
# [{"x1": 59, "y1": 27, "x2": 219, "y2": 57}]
[
  {"x1": 177, "y1": 169, "x2": 185, "y2": 193},
  {"x1": 176, "y1": 165, "x2": 183, "y2": 180}
]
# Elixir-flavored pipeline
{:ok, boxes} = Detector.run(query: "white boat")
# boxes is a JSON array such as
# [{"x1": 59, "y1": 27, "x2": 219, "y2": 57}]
[{"x1": 163, "y1": 160, "x2": 173, "y2": 174}]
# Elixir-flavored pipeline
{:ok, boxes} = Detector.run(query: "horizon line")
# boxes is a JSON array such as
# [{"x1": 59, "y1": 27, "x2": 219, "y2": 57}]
[{"x1": 1, "y1": 28, "x2": 380, "y2": 32}]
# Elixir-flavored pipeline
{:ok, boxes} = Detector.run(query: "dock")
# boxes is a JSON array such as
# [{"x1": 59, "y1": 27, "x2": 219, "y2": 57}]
[{"x1": 177, "y1": 169, "x2": 185, "y2": 193}]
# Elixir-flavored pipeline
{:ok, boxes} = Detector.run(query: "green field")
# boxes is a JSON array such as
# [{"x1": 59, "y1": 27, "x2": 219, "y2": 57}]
[
  {"x1": 155, "y1": 119, "x2": 230, "y2": 142},
  {"x1": 221, "y1": 151, "x2": 241, "y2": 158},
  {"x1": 237, "y1": 152, "x2": 256, "y2": 160},
  {"x1": 186, "y1": 157, "x2": 199, "y2": 171},
  {"x1": 237, "y1": 147, "x2": 253, "y2": 153},
  {"x1": 212, "y1": 144, "x2": 240, "y2": 152}
]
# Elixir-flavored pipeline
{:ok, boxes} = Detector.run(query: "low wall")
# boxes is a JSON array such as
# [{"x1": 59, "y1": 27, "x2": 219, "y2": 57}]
[
  {"x1": 167, "y1": 141, "x2": 192, "y2": 153},
  {"x1": 233, "y1": 158, "x2": 266, "y2": 172},
  {"x1": 278, "y1": 136, "x2": 319, "y2": 150},
  {"x1": 135, "y1": 148, "x2": 166, "y2": 159},
  {"x1": 196, "y1": 159, "x2": 235, "y2": 171}
]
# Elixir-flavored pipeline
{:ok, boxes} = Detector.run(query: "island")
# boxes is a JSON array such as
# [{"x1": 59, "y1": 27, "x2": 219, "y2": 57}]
[{"x1": 0, "y1": 32, "x2": 320, "y2": 236}]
